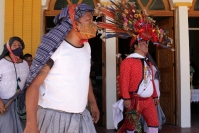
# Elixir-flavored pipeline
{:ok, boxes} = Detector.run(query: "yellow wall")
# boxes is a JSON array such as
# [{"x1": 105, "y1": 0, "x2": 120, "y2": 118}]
[{"x1": 4, "y1": 0, "x2": 41, "y2": 56}]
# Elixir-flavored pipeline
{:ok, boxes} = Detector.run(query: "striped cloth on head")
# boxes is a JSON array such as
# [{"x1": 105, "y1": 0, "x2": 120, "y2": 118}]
[
  {"x1": 15, "y1": 4, "x2": 94, "y2": 110},
  {"x1": 27, "y1": 4, "x2": 93, "y2": 86}
]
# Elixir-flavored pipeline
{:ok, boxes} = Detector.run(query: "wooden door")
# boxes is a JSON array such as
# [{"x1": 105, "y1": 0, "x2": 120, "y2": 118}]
[{"x1": 156, "y1": 17, "x2": 176, "y2": 125}]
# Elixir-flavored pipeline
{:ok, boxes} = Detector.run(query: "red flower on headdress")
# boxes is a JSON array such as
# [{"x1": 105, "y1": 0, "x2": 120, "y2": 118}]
[{"x1": 95, "y1": 0, "x2": 174, "y2": 51}]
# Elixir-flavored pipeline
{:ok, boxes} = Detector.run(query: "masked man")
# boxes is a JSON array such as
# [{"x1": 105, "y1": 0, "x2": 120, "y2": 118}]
[{"x1": 24, "y1": 4, "x2": 99, "y2": 133}]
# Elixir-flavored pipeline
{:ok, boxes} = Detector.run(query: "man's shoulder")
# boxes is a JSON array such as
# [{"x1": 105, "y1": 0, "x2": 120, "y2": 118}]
[
  {"x1": 123, "y1": 57, "x2": 141, "y2": 62},
  {"x1": 0, "y1": 58, "x2": 9, "y2": 64},
  {"x1": 120, "y1": 57, "x2": 142, "y2": 67}
]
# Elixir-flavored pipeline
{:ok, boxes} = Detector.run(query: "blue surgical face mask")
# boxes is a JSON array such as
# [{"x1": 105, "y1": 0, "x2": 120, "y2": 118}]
[{"x1": 12, "y1": 47, "x2": 22, "y2": 56}]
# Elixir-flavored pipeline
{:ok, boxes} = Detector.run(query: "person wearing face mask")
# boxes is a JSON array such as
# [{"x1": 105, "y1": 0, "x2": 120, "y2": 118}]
[
  {"x1": 0, "y1": 36, "x2": 29, "y2": 133},
  {"x1": 24, "y1": 4, "x2": 99, "y2": 133}
]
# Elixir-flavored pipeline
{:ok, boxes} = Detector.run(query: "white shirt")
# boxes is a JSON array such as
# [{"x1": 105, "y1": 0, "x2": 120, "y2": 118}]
[
  {"x1": 38, "y1": 40, "x2": 91, "y2": 113},
  {"x1": 0, "y1": 58, "x2": 29, "y2": 99}
]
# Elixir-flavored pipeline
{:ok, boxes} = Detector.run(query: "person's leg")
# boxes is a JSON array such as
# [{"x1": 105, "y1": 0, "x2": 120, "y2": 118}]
[
  {"x1": 117, "y1": 116, "x2": 136, "y2": 133},
  {"x1": 146, "y1": 127, "x2": 158, "y2": 133},
  {"x1": 117, "y1": 108, "x2": 137, "y2": 133},
  {"x1": 141, "y1": 98, "x2": 159, "y2": 133},
  {"x1": 0, "y1": 100, "x2": 23, "y2": 133}
]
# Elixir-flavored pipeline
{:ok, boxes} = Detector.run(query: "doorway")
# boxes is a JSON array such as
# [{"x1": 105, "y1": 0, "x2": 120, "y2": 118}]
[
  {"x1": 188, "y1": 17, "x2": 199, "y2": 127},
  {"x1": 89, "y1": 16, "x2": 105, "y2": 127}
]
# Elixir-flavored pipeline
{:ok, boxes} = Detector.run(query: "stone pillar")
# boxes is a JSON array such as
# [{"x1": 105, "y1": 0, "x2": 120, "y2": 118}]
[
  {"x1": 100, "y1": 0, "x2": 117, "y2": 128},
  {"x1": 41, "y1": 0, "x2": 50, "y2": 36},
  {"x1": 176, "y1": 6, "x2": 191, "y2": 128},
  {"x1": 170, "y1": 0, "x2": 193, "y2": 128},
  {"x1": 106, "y1": 37, "x2": 117, "y2": 129}
]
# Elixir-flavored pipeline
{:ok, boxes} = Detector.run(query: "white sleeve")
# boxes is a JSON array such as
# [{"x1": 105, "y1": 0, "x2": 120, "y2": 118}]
[
  {"x1": 50, "y1": 44, "x2": 62, "y2": 61},
  {"x1": 154, "y1": 79, "x2": 160, "y2": 98},
  {"x1": 0, "y1": 60, "x2": 2, "y2": 81},
  {"x1": 153, "y1": 65, "x2": 160, "y2": 98},
  {"x1": 84, "y1": 42, "x2": 91, "y2": 66}
]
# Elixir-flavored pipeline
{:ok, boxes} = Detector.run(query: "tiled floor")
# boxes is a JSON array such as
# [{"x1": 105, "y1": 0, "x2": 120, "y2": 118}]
[
  {"x1": 96, "y1": 123, "x2": 199, "y2": 133},
  {"x1": 96, "y1": 103, "x2": 199, "y2": 133}
]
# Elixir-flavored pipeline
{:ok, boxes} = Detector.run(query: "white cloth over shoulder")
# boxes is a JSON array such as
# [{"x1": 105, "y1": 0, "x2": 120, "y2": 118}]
[
  {"x1": 112, "y1": 99, "x2": 124, "y2": 129},
  {"x1": 154, "y1": 79, "x2": 160, "y2": 98}
]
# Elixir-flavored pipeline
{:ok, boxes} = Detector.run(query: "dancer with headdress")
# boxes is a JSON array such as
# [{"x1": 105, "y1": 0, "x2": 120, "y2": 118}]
[{"x1": 95, "y1": 1, "x2": 174, "y2": 133}]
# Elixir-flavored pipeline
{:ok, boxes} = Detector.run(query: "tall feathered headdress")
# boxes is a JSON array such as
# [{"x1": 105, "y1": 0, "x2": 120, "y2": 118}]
[{"x1": 95, "y1": 0, "x2": 174, "y2": 51}]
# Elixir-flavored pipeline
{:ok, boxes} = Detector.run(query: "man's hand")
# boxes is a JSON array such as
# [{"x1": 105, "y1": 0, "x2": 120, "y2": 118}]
[
  {"x1": 88, "y1": 79, "x2": 100, "y2": 124},
  {"x1": 24, "y1": 122, "x2": 39, "y2": 133},
  {"x1": 0, "y1": 99, "x2": 5, "y2": 115},
  {"x1": 154, "y1": 98, "x2": 159, "y2": 105},
  {"x1": 123, "y1": 99, "x2": 131, "y2": 109},
  {"x1": 90, "y1": 103, "x2": 100, "y2": 124}
]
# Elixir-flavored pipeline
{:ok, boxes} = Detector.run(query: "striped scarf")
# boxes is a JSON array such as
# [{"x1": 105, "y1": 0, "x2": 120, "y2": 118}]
[{"x1": 16, "y1": 4, "x2": 94, "y2": 110}]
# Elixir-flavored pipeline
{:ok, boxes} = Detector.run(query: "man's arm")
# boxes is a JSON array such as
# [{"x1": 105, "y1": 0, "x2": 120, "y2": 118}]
[
  {"x1": 0, "y1": 98, "x2": 5, "y2": 114},
  {"x1": 24, "y1": 59, "x2": 53, "y2": 133},
  {"x1": 88, "y1": 79, "x2": 100, "y2": 123},
  {"x1": 153, "y1": 79, "x2": 160, "y2": 105},
  {"x1": 119, "y1": 59, "x2": 132, "y2": 109}
]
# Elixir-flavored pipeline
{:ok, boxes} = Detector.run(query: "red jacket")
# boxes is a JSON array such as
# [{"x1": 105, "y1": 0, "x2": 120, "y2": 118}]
[{"x1": 119, "y1": 57, "x2": 158, "y2": 99}]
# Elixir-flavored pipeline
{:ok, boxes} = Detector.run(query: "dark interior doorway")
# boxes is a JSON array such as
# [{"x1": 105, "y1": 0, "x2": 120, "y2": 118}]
[
  {"x1": 189, "y1": 17, "x2": 199, "y2": 89},
  {"x1": 89, "y1": 17, "x2": 104, "y2": 126},
  {"x1": 188, "y1": 17, "x2": 199, "y2": 127}
]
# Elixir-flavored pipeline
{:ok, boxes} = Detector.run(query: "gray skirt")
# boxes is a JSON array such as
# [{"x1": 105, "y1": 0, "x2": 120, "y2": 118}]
[
  {"x1": 37, "y1": 107, "x2": 97, "y2": 133},
  {"x1": 0, "y1": 99, "x2": 24, "y2": 133}
]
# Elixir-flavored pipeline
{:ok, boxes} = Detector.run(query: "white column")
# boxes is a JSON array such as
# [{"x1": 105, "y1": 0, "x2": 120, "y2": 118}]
[
  {"x1": 42, "y1": 0, "x2": 49, "y2": 6},
  {"x1": 175, "y1": 6, "x2": 191, "y2": 127},
  {"x1": 41, "y1": 0, "x2": 50, "y2": 36},
  {"x1": 0, "y1": 0, "x2": 5, "y2": 53},
  {"x1": 106, "y1": 37, "x2": 117, "y2": 129}
]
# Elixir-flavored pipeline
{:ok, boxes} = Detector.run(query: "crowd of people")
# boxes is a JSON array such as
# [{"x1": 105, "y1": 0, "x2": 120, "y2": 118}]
[{"x1": 0, "y1": 2, "x2": 170, "y2": 133}]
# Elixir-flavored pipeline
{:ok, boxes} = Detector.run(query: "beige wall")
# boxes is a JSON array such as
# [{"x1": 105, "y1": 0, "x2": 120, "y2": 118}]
[{"x1": 4, "y1": 0, "x2": 41, "y2": 56}]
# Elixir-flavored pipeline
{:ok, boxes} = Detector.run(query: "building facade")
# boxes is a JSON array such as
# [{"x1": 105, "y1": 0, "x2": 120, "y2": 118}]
[{"x1": 1, "y1": 0, "x2": 198, "y2": 129}]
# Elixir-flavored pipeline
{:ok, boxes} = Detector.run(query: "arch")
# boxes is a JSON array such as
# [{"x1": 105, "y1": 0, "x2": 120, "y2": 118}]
[
  {"x1": 44, "y1": 0, "x2": 99, "y2": 16},
  {"x1": 189, "y1": 0, "x2": 199, "y2": 16},
  {"x1": 137, "y1": 0, "x2": 173, "y2": 16}
]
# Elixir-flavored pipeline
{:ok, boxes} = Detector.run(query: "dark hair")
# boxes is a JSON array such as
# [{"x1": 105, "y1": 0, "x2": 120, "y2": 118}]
[
  {"x1": 8, "y1": 36, "x2": 25, "y2": 49},
  {"x1": 0, "y1": 36, "x2": 25, "y2": 60},
  {"x1": 23, "y1": 53, "x2": 32, "y2": 60}
]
